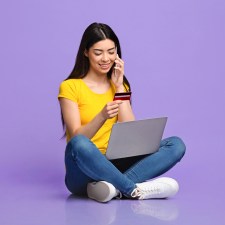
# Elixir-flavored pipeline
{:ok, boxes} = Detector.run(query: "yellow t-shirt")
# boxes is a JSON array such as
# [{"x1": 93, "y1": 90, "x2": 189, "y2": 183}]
[{"x1": 58, "y1": 78, "x2": 117, "y2": 154}]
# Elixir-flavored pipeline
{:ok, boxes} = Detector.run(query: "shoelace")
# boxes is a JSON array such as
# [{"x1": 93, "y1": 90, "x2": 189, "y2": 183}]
[
  {"x1": 131, "y1": 188, "x2": 143, "y2": 199},
  {"x1": 131, "y1": 186, "x2": 161, "y2": 200}
]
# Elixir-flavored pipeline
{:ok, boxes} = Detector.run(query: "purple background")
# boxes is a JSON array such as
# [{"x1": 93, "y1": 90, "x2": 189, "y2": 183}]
[{"x1": 1, "y1": 0, "x2": 225, "y2": 224}]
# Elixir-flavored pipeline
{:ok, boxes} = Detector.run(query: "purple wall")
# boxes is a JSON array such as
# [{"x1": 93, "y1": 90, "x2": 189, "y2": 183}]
[{"x1": 1, "y1": 0, "x2": 225, "y2": 188}]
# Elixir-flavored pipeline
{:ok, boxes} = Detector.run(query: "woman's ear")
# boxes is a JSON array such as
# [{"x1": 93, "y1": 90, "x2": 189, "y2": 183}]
[{"x1": 84, "y1": 49, "x2": 88, "y2": 57}]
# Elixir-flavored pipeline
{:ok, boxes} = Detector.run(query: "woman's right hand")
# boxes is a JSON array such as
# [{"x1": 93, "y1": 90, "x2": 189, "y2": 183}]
[
  {"x1": 100, "y1": 100, "x2": 122, "y2": 119},
  {"x1": 59, "y1": 98, "x2": 122, "y2": 140}
]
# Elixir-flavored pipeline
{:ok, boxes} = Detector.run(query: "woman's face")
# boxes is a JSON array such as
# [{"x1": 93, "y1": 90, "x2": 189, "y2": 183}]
[{"x1": 85, "y1": 39, "x2": 117, "y2": 75}]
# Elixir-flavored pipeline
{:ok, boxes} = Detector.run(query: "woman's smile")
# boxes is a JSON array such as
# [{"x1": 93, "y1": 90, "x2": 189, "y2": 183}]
[{"x1": 99, "y1": 63, "x2": 111, "y2": 70}]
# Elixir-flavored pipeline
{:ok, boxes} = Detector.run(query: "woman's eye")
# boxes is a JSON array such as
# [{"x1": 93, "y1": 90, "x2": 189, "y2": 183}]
[
  {"x1": 94, "y1": 52, "x2": 101, "y2": 56},
  {"x1": 109, "y1": 52, "x2": 115, "y2": 55}
]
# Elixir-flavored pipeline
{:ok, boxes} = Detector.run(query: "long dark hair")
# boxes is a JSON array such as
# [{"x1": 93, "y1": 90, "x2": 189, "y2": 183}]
[
  {"x1": 61, "y1": 22, "x2": 131, "y2": 134},
  {"x1": 66, "y1": 23, "x2": 130, "y2": 85}
]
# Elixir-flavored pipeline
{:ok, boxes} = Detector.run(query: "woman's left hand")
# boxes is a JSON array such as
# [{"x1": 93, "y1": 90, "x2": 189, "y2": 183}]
[{"x1": 111, "y1": 54, "x2": 125, "y2": 91}]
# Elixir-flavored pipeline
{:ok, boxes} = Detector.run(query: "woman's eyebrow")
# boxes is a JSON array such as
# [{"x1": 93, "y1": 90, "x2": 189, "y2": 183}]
[
  {"x1": 93, "y1": 49, "x2": 103, "y2": 52},
  {"x1": 108, "y1": 47, "x2": 116, "y2": 51},
  {"x1": 93, "y1": 47, "x2": 116, "y2": 51}
]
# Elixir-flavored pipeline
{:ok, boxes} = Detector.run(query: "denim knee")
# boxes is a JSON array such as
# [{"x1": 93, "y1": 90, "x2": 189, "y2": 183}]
[
  {"x1": 65, "y1": 134, "x2": 97, "y2": 159},
  {"x1": 168, "y1": 136, "x2": 186, "y2": 161}
]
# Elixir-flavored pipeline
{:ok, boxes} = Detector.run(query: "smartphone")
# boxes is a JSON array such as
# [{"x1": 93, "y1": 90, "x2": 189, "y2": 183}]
[
  {"x1": 114, "y1": 49, "x2": 118, "y2": 76},
  {"x1": 113, "y1": 92, "x2": 132, "y2": 101}
]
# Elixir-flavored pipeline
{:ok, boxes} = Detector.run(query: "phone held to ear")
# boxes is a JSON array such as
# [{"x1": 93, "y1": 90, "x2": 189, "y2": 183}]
[{"x1": 113, "y1": 92, "x2": 132, "y2": 101}]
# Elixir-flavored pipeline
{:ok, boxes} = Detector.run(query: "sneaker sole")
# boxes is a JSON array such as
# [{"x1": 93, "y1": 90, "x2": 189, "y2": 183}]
[{"x1": 87, "y1": 182, "x2": 111, "y2": 203}]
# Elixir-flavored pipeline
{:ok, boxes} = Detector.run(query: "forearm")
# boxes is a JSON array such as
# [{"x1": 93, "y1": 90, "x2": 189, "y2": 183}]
[
  {"x1": 72, "y1": 100, "x2": 122, "y2": 139},
  {"x1": 73, "y1": 113, "x2": 106, "y2": 139},
  {"x1": 118, "y1": 101, "x2": 135, "y2": 122}
]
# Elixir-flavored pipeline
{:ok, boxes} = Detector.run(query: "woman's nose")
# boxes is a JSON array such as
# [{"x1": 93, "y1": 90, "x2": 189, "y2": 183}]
[{"x1": 101, "y1": 53, "x2": 109, "y2": 62}]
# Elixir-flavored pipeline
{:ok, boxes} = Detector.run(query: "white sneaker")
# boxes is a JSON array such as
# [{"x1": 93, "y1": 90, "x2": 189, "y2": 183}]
[
  {"x1": 87, "y1": 181, "x2": 121, "y2": 203},
  {"x1": 131, "y1": 177, "x2": 179, "y2": 200}
]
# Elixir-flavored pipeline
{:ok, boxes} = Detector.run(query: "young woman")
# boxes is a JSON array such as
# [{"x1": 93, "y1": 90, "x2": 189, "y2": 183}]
[{"x1": 58, "y1": 22, "x2": 186, "y2": 203}]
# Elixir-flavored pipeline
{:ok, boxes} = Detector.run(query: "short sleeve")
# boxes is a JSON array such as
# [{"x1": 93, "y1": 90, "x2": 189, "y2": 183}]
[
  {"x1": 123, "y1": 83, "x2": 130, "y2": 92},
  {"x1": 58, "y1": 80, "x2": 79, "y2": 103}
]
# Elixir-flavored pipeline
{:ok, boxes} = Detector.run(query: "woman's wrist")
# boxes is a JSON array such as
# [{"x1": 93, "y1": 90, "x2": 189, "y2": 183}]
[{"x1": 115, "y1": 85, "x2": 125, "y2": 93}]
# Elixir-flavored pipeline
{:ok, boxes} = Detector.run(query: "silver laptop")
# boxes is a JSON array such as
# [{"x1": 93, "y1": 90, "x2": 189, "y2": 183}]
[{"x1": 105, "y1": 117, "x2": 167, "y2": 160}]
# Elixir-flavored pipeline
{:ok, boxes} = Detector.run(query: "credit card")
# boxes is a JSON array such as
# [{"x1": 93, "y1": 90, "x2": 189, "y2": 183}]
[{"x1": 113, "y1": 92, "x2": 132, "y2": 101}]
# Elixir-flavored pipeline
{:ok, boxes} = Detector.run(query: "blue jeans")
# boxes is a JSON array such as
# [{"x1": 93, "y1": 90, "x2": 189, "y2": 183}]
[{"x1": 64, "y1": 135, "x2": 186, "y2": 196}]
